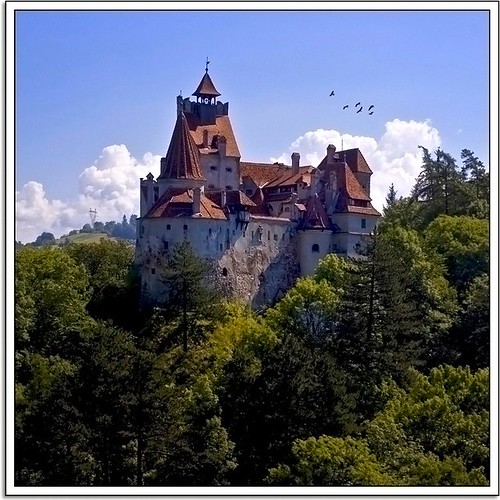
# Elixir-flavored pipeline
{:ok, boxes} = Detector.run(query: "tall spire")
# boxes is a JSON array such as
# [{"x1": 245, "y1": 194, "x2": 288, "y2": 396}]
[
  {"x1": 159, "y1": 112, "x2": 205, "y2": 180},
  {"x1": 192, "y1": 60, "x2": 221, "y2": 100}
]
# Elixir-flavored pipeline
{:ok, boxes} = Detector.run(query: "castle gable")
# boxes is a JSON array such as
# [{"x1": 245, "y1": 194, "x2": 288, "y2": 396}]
[{"x1": 145, "y1": 187, "x2": 227, "y2": 220}]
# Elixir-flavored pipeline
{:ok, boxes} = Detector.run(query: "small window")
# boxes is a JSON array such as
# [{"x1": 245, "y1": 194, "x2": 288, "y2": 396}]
[
  {"x1": 163, "y1": 241, "x2": 169, "y2": 250},
  {"x1": 312, "y1": 244, "x2": 320, "y2": 253},
  {"x1": 361, "y1": 218, "x2": 366, "y2": 229},
  {"x1": 226, "y1": 185, "x2": 232, "y2": 190},
  {"x1": 233, "y1": 230, "x2": 235, "y2": 235},
  {"x1": 209, "y1": 228, "x2": 212, "y2": 235},
  {"x1": 226, "y1": 167, "x2": 232, "y2": 172},
  {"x1": 252, "y1": 231, "x2": 254, "y2": 238},
  {"x1": 267, "y1": 231, "x2": 271, "y2": 240},
  {"x1": 222, "y1": 267, "x2": 228, "y2": 277},
  {"x1": 284, "y1": 206, "x2": 290, "y2": 212},
  {"x1": 219, "y1": 243, "x2": 223, "y2": 251},
  {"x1": 166, "y1": 224, "x2": 171, "y2": 230},
  {"x1": 151, "y1": 268, "x2": 156, "y2": 275},
  {"x1": 183, "y1": 224, "x2": 188, "y2": 231},
  {"x1": 210, "y1": 166, "x2": 218, "y2": 171},
  {"x1": 273, "y1": 234, "x2": 278, "y2": 241}
]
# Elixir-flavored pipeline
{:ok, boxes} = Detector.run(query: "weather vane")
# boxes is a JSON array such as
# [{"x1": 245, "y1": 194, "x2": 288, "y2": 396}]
[{"x1": 205, "y1": 57, "x2": 210, "y2": 72}]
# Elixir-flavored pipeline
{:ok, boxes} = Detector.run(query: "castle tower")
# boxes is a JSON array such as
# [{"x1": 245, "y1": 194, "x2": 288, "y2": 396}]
[{"x1": 157, "y1": 112, "x2": 206, "y2": 197}]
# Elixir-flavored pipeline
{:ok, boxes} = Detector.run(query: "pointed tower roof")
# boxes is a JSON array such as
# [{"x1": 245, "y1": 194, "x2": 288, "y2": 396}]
[
  {"x1": 159, "y1": 112, "x2": 205, "y2": 180},
  {"x1": 192, "y1": 70, "x2": 221, "y2": 98},
  {"x1": 298, "y1": 194, "x2": 331, "y2": 230}
]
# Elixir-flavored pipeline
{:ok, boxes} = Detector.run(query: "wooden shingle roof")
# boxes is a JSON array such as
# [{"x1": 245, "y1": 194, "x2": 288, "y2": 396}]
[
  {"x1": 159, "y1": 113, "x2": 205, "y2": 181},
  {"x1": 192, "y1": 71, "x2": 221, "y2": 98}
]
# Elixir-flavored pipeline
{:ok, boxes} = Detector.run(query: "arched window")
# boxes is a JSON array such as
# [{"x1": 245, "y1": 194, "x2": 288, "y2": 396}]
[
  {"x1": 312, "y1": 243, "x2": 320, "y2": 253},
  {"x1": 222, "y1": 267, "x2": 228, "y2": 277}
]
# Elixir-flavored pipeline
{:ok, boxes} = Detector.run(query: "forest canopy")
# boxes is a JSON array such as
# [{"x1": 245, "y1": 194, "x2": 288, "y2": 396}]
[{"x1": 14, "y1": 147, "x2": 490, "y2": 487}]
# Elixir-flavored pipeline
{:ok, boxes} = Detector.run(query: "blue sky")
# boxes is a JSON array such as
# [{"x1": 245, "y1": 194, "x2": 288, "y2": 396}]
[{"x1": 14, "y1": 5, "x2": 493, "y2": 242}]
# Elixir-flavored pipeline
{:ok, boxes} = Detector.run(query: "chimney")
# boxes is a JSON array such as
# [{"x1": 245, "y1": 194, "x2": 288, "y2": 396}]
[
  {"x1": 193, "y1": 187, "x2": 201, "y2": 214},
  {"x1": 291, "y1": 152, "x2": 300, "y2": 175},
  {"x1": 327, "y1": 144, "x2": 336, "y2": 164},
  {"x1": 203, "y1": 130, "x2": 209, "y2": 148},
  {"x1": 218, "y1": 135, "x2": 227, "y2": 158},
  {"x1": 220, "y1": 189, "x2": 226, "y2": 207}
]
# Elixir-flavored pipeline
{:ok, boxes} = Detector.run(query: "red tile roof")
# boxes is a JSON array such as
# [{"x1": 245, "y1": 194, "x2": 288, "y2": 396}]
[
  {"x1": 146, "y1": 187, "x2": 227, "y2": 220},
  {"x1": 298, "y1": 194, "x2": 331, "y2": 230},
  {"x1": 159, "y1": 113, "x2": 205, "y2": 181},
  {"x1": 240, "y1": 162, "x2": 288, "y2": 187},
  {"x1": 186, "y1": 114, "x2": 240, "y2": 158},
  {"x1": 192, "y1": 71, "x2": 221, "y2": 97},
  {"x1": 341, "y1": 148, "x2": 372, "y2": 174},
  {"x1": 317, "y1": 148, "x2": 372, "y2": 175},
  {"x1": 249, "y1": 187, "x2": 271, "y2": 216},
  {"x1": 205, "y1": 190, "x2": 256, "y2": 208},
  {"x1": 264, "y1": 166, "x2": 313, "y2": 188},
  {"x1": 343, "y1": 165, "x2": 371, "y2": 201}
]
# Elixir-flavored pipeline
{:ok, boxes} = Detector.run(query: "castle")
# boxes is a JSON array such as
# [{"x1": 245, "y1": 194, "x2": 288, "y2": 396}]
[{"x1": 136, "y1": 67, "x2": 381, "y2": 307}]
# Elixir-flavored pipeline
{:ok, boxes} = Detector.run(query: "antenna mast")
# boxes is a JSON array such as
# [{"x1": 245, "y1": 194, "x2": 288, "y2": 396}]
[{"x1": 89, "y1": 208, "x2": 97, "y2": 225}]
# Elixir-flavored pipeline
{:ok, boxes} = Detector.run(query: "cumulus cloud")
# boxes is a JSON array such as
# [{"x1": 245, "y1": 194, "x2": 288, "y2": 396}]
[
  {"x1": 16, "y1": 145, "x2": 161, "y2": 243},
  {"x1": 271, "y1": 118, "x2": 441, "y2": 212}
]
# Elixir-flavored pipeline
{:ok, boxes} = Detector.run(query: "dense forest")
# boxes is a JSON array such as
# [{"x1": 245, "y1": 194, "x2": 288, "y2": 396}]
[{"x1": 15, "y1": 147, "x2": 490, "y2": 486}]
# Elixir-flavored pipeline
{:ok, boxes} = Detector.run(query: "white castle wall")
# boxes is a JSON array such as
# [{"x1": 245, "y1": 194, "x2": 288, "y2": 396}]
[{"x1": 136, "y1": 214, "x2": 299, "y2": 308}]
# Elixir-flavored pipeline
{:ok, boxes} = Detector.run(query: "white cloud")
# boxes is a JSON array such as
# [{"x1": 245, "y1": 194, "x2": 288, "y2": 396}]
[
  {"x1": 271, "y1": 118, "x2": 441, "y2": 212},
  {"x1": 16, "y1": 145, "x2": 161, "y2": 243}
]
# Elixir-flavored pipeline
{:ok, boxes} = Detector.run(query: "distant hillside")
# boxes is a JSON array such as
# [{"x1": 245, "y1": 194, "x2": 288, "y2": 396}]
[{"x1": 54, "y1": 232, "x2": 133, "y2": 245}]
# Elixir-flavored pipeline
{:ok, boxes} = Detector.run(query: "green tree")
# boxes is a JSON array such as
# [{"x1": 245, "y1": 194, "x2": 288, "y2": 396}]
[
  {"x1": 424, "y1": 215, "x2": 489, "y2": 292},
  {"x1": 412, "y1": 147, "x2": 467, "y2": 226},
  {"x1": 15, "y1": 246, "x2": 91, "y2": 354},
  {"x1": 366, "y1": 366, "x2": 489, "y2": 485},
  {"x1": 161, "y1": 241, "x2": 226, "y2": 352},
  {"x1": 33, "y1": 231, "x2": 56, "y2": 247},
  {"x1": 64, "y1": 239, "x2": 138, "y2": 328},
  {"x1": 451, "y1": 274, "x2": 489, "y2": 369},
  {"x1": 219, "y1": 332, "x2": 357, "y2": 485},
  {"x1": 266, "y1": 435, "x2": 393, "y2": 486}
]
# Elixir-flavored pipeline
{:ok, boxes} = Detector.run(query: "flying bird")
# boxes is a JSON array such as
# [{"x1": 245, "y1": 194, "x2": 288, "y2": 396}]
[
  {"x1": 356, "y1": 106, "x2": 363, "y2": 113},
  {"x1": 368, "y1": 105, "x2": 374, "y2": 111},
  {"x1": 342, "y1": 105, "x2": 349, "y2": 110},
  {"x1": 329, "y1": 90, "x2": 335, "y2": 96},
  {"x1": 355, "y1": 102, "x2": 361, "y2": 107}
]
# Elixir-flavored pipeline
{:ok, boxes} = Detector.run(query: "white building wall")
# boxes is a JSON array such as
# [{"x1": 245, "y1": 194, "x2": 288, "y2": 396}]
[
  {"x1": 200, "y1": 155, "x2": 240, "y2": 190},
  {"x1": 137, "y1": 214, "x2": 299, "y2": 307},
  {"x1": 297, "y1": 230, "x2": 333, "y2": 277}
]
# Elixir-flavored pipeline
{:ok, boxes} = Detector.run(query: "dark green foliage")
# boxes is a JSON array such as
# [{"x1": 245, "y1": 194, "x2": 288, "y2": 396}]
[
  {"x1": 64, "y1": 239, "x2": 140, "y2": 329},
  {"x1": 161, "y1": 240, "x2": 226, "y2": 351},
  {"x1": 219, "y1": 334, "x2": 358, "y2": 485}
]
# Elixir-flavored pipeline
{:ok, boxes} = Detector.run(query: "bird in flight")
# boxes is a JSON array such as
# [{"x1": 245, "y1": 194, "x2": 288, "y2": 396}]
[
  {"x1": 355, "y1": 102, "x2": 361, "y2": 107},
  {"x1": 368, "y1": 105, "x2": 374, "y2": 111},
  {"x1": 357, "y1": 106, "x2": 363, "y2": 113},
  {"x1": 329, "y1": 91, "x2": 335, "y2": 96},
  {"x1": 342, "y1": 105, "x2": 349, "y2": 110}
]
